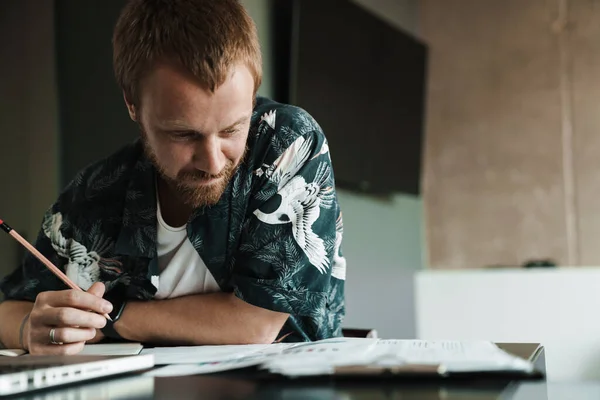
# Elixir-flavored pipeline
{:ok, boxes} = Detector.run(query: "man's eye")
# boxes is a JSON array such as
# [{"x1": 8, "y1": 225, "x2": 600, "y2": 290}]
[
  {"x1": 223, "y1": 129, "x2": 237, "y2": 135},
  {"x1": 170, "y1": 131, "x2": 195, "y2": 140}
]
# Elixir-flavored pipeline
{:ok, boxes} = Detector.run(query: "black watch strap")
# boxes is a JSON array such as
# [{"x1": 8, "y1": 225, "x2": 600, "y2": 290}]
[{"x1": 101, "y1": 294, "x2": 128, "y2": 340}]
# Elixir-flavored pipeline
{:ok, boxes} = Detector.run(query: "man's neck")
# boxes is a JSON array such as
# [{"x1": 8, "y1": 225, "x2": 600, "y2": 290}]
[{"x1": 157, "y1": 177, "x2": 193, "y2": 227}]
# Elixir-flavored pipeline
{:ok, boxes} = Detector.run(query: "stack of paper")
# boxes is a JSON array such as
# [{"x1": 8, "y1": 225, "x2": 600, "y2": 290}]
[
  {"x1": 142, "y1": 343, "x2": 295, "y2": 377},
  {"x1": 262, "y1": 338, "x2": 379, "y2": 376},
  {"x1": 268, "y1": 339, "x2": 535, "y2": 377},
  {"x1": 143, "y1": 343, "x2": 291, "y2": 365},
  {"x1": 141, "y1": 339, "x2": 537, "y2": 378},
  {"x1": 368, "y1": 340, "x2": 533, "y2": 373}
]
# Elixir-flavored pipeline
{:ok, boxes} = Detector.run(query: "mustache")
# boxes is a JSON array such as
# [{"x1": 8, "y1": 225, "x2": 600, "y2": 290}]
[
  {"x1": 177, "y1": 163, "x2": 233, "y2": 181},
  {"x1": 177, "y1": 170, "x2": 225, "y2": 181}
]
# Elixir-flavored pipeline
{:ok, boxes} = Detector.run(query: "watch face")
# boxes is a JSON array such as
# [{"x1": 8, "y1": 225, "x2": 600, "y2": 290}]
[
  {"x1": 109, "y1": 304, "x2": 121, "y2": 321},
  {"x1": 104, "y1": 286, "x2": 128, "y2": 322}
]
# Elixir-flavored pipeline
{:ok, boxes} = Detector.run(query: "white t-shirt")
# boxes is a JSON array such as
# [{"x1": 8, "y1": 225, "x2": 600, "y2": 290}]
[{"x1": 153, "y1": 194, "x2": 220, "y2": 300}]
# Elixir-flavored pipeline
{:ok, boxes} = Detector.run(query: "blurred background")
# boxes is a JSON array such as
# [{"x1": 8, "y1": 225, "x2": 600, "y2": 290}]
[{"x1": 2, "y1": 0, "x2": 600, "y2": 380}]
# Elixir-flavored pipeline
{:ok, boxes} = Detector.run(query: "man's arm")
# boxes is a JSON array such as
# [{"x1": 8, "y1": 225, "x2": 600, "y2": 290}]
[
  {"x1": 0, "y1": 300, "x2": 34, "y2": 349},
  {"x1": 114, "y1": 292, "x2": 289, "y2": 345}
]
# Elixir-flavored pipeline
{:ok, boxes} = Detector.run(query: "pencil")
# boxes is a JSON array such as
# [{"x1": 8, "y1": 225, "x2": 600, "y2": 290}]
[{"x1": 0, "y1": 219, "x2": 112, "y2": 321}]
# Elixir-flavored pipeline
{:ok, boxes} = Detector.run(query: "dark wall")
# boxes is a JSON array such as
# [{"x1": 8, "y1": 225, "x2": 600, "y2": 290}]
[
  {"x1": 275, "y1": 0, "x2": 427, "y2": 196},
  {"x1": 55, "y1": 0, "x2": 135, "y2": 188}
]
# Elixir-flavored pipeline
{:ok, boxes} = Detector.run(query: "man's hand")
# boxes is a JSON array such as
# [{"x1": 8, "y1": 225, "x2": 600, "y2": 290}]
[
  {"x1": 87, "y1": 329, "x2": 106, "y2": 344},
  {"x1": 25, "y1": 282, "x2": 113, "y2": 355}
]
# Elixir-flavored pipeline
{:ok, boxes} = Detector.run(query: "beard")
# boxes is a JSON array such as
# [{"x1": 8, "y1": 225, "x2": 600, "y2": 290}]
[{"x1": 140, "y1": 131, "x2": 241, "y2": 208}]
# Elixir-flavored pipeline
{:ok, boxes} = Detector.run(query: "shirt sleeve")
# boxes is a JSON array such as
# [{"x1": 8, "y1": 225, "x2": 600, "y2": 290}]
[{"x1": 232, "y1": 121, "x2": 346, "y2": 341}]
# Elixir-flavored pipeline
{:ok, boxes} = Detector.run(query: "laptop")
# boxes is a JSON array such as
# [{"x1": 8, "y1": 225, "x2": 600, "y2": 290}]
[{"x1": 0, "y1": 354, "x2": 154, "y2": 397}]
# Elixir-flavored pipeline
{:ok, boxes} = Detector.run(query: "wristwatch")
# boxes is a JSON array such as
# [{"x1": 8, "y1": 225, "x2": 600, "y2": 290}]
[{"x1": 101, "y1": 293, "x2": 128, "y2": 340}]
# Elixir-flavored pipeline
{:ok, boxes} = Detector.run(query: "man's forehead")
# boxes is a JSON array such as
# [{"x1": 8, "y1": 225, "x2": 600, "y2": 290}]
[
  {"x1": 142, "y1": 61, "x2": 253, "y2": 101},
  {"x1": 139, "y1": 62, "x2": 254, "y2": 124}
]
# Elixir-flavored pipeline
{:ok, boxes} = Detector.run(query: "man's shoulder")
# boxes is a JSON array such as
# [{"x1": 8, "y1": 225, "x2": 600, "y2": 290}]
[
  {"x1": 249, "y1": 97, "x2": 327, "y2": 163},
  {"x1": 252, "y1": 97, "x2": 324, "y2": 138}
]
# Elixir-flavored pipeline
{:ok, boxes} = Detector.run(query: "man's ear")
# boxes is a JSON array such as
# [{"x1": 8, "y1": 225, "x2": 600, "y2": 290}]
[{"x1": 123, "y1": 92, "x2": 137, "y2": 121}]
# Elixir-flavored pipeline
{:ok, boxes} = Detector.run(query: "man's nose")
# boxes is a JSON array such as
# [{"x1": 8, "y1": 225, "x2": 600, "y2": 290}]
[{"x1": 192, "y1": 136, "x2": 226, "y2": 176}]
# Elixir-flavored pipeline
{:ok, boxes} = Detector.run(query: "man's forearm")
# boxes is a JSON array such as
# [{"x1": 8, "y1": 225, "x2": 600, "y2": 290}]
[
  {"x1": 115, "y1": 292, "x2": 289, "y2": 345},
  {"x1": 0, "y1": 301, "x2": 33, "y2": 349}
]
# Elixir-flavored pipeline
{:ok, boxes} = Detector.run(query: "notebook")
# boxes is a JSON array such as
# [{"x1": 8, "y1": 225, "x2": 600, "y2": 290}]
[{"x1": 0, "y1": 343, "x2": 143, "y2": 357}]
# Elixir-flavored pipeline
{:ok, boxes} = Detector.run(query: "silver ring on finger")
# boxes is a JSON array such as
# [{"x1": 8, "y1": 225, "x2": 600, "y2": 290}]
[{"x1": 49, "y1": 328, "x2": 63, "y2": 345}]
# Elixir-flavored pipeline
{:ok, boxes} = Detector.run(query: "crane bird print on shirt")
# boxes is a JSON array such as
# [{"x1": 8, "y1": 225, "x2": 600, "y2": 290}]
[
  {"x1": 42, "y1": 212, "x2": 123, "y2": 290},
  {"x1": 331, "y1": 213, "x2": 346, "y2": 280},
  {"x1": 254, "y1": 135, "x2": 336, "y2": 274}
]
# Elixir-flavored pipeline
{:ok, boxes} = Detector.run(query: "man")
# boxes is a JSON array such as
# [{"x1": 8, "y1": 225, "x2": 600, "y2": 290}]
[{"x1": 0, "y1": 0, "x2": 346, "y2": 355}]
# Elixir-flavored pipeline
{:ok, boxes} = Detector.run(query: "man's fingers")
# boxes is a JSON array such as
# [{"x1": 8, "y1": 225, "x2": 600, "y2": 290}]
[
  {"x1": 87, "y1": 282, "x2": 106, "y2": 298},
  {"x1": 27, "y1": 323, "x2": 90, "y2": 355},
  {"x1": 46, "y1": 327, "x2": 96, "y2": 345},
  {"x1": 27, "y1": 287, "x2": 112, "y2": 356},
  {"x1": 39, "y1": 307, "x2": 107, "y2": 329},
  {"x1": 40, "y1": 290, "x2": 112, "y2": 315}
]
